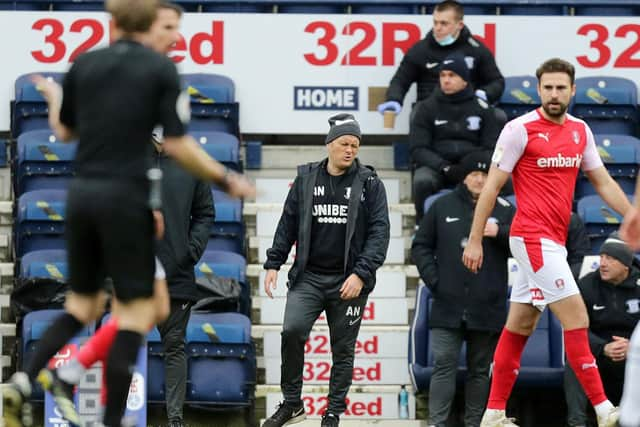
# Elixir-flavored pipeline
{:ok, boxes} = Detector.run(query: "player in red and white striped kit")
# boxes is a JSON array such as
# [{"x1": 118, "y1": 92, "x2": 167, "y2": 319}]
[{"x1": 463, "y1": 58, "x2": 637, "y2": 427}]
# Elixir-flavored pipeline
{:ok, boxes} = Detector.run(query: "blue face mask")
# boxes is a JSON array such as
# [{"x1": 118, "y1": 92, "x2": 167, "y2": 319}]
[{"x1": 437, "y1": 33, "x2": 458, "y2": 46}]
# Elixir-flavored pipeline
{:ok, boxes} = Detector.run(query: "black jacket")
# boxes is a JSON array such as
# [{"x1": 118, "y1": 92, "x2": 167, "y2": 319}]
[
  {"x1": 567, "y1": 213, "x2": 591, "y2": 280},
  {"x1": 579, "y1": 267, "x2": 640, "y2": 358},
  {"x1": 154, "y1": 152, "x2": 214, "y2": 301},
  {"x1": 264, "y1": 158, "x2": 390, "y2": 294},
  {"x1": 409, "y1": 87, "x2": 501, "y2": 171},
  {"x1": 385, "y1": 26, "x2": 504, "y2": 106},
  {"x1": 412, "y1": 184, "x2": 515, "y2": 331}
]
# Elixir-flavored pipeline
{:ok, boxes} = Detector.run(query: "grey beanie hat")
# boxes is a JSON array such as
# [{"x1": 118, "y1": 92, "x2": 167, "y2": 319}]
[
  {"x1": 600, "y1": 232, "x2": 634, "y2": 267},
  {"x1": 325, "y1": 113, "x2": 362, "y2": 144}
]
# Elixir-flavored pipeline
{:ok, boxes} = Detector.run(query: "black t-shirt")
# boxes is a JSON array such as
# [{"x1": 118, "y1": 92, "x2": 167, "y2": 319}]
[
  {"x1": 60, "y1": 39, "x2": 187, "y2": 180},
  {"x1": 306, "y1": 167, "x2": 356, "y2": 274}
]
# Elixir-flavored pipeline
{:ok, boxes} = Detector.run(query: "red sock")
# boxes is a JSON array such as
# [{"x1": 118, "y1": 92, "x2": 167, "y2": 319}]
[
  {"x1": 77, "y1": 318, "x2": 119, "y2": 369},
  {"x1": 564, "y1": 328, "x2": 607, "y2": 406},
  {"x1": 487, "y1": 328, "x2": 529, "y2": 410}
]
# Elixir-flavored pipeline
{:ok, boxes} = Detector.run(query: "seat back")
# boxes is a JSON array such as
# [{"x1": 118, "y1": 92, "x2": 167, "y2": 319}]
[
  {"x1": 517, "y1": 309, "x2": 564, "y2": 387},
  {"x1": 577, "y1": 194, "x2": 631, "y2": 253},
  {"x1": 20, "y1": 249, "x2": 68, "y2": 281},
  {"x1": 196, "y1": 250, "x2": 249, "y2": 315},
  {"x1": 186, "y1": 312, "x2": 255, "y2": 406},
  {"x1": 182, "y1": 74, "x2": 239, "y2": 135},
  {"x1": 146, "y1": 326, "x2": 165, "y2": 402},
  {"x1": 422, "y1": 189, "x2": 452, "y2": 217},
  {"x1": 500, "y1": 4, "x2": 568, "y2": 15},
  {"x1": 498, "y1": 76, "x2": 540, "y2": 120},
  {"x1": 192, "y1": 131, "x2": 241, "y2": 171},
  {"x1": 16, "y1": 190, "x2": 67, "y2": 258},
  {"x1": 572, "y1": 77, "x2": 639, "y2": 135},
  {"x1": 209, "y1": 190, "x2": 244, "y2": 254},
  {"x1": 351, "y1": 4, "x2": 419, "y2": 14},
  {"x1": 13, "y1": 73, "x2": 65, "y2": 136},
  {"x1": 16, "y1": 130, "x2": 76, "y2": 195}
]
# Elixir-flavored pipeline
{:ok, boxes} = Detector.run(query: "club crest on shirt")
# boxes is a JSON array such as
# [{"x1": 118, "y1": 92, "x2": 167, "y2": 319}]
[
  {"x1": 466, "y1": 116, "x2": 481, "y2": 131},
  {"x1": 555, "y1": 278, "x2": 565, "y2": 289},
  {"x1": 344, "y1": 187, "x2": 351, "y2": 200},
  {"x1": 572, "y1": 130, "x2": 580, "y2": 144}
]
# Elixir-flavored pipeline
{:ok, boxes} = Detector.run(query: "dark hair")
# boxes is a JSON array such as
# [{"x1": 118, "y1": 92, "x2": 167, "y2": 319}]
[
  {"x1": 535, "y1": 58, "x2": 576, "y2": 85},
  {"x1": 106, "y1": 0, "x2": 158, "y2": 34},
  {"x1": 434, "y1": 0, "x2": 464, "y2": 20},
  {"x1": 158, "y1": 1, "x2": 183, "y2": 17}
]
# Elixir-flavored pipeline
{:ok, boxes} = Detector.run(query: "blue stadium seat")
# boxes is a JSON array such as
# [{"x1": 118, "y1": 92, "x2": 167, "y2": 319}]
[
  {"x1": 574, "y1": 5, "x2": 638, "y2": 16},
  {"x1": 16, "y1": 190, "x2": 67, "y2": 258},
  {"x1": 498, "y1": 76, "x2": 540, "y2": 120},
  {"x1": 351, "y1": 4, "x2": 419, "y2": 14},
  {"x1": 409, "y1": 283, "x2": 564, "y2": 391},
  {"x1": 146, "y1": 326, "x2": 166, "y2": 402},
  {"x1": 192, "y1": 131, "x2": 241, "y2": 171},
  {"x1": 13, "y1": 73, "x2": 65, "y2": 136},
  {"x1": 196, "y1": 250, "x2": 249, "y2": 315},
  {"x1": 201, "y1": 2, "x2": 273, "y2": 12},
  {"x1": 577, "y1": 194, "x2": 631, "y2": 253},
  {"x1": 0, "y1": 1, "x2": 48, "y2": 9},
  {"x1": 500, "y1": 4, "x2": 568, "y2": 15},
  {"x1": 461, "y1": 4, "x2": 497, "y2": 14},
  {"x1": 278, "y1": 3, "x2": 345, "y2": 13},
  {"x1": 575, "y1": 134, "x2": 640, "y2": 199},
  {"x1": 20, "y1": 249, "x2": 68, "y2": 281},
  {"x1": 209, "y1": 190, "x2": 244, "y2": 254},
  {"x1": 16, "y1": 130, "x2": 76, "y2": 195},
  {"x1": 185, "y1": 312, "x2": 255, "y2": 407},
  {"x1": 181, "y1": 74, "x2": 239, "y2": 135},
  {"x1": 422, "y1": 189, "x2": 452, "y2": 217},
  {"x1": 572, "y1": 77, "x2": 639, "y2": 135},
  {"x1": 21, "y1": 309, "x2": 94, "y2": 400},
  {"x1": 50, "y1": 0, "x2": 103, "y2": 10}
]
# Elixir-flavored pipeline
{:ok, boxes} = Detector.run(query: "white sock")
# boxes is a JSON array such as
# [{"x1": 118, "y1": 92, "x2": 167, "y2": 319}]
[
  {"x1": 57, "y1": 359, "x2": 85, "y2": 385},
  {"x1": 620, "y1": 324, "x2": 640, "y2": 426},
  {"x1": 594, "y1": 400, "x2": 614, "y2": 419}
]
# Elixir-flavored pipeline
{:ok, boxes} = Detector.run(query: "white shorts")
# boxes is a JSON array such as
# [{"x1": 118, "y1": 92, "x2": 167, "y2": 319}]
[
  {"x1": 154, "y1": 257, "x2": 166, "y2": 281},
  {"x1": 509, "y1": 236, "x2": 579, "y2": 311}
]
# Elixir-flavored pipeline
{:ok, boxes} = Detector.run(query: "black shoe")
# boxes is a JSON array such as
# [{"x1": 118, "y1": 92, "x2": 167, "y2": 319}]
[
  {"x1": 262, "y1": 401, "x2": 306, "y2": 427},
  {"x1": 37, "y1": 368, "x2": 80, "y2": 427},
  {"x1": 3, "y1": 372, "x2": 33, "y2": 427},
  {"x1": 321, "y1": 413, "x2": 340, "y2": 427}
]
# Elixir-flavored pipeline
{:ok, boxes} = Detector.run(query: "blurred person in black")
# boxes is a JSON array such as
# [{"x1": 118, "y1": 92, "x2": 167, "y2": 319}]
[{"x1": 3, "y1": 1, "x2": 254, "y2": 426}]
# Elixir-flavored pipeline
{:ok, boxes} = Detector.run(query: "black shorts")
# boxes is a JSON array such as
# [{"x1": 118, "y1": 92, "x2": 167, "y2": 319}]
[{"x1": 65, "y1": 178, "x2": 154, "y2": 302}]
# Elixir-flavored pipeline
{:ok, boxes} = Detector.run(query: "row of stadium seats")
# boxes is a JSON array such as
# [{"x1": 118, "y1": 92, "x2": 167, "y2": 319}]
[
  {"x1": 409, "y1": 284, "x2": 564, "y2": 392},
  {"x1": 22, "y1": 309, "x2": 256, "y2": 411},
  {"x1": 500, "y1": 76, "x2": 639, "y2": 136},
  {"x1": 1, "y1": 0, "x2": 637, "y2": 15}
]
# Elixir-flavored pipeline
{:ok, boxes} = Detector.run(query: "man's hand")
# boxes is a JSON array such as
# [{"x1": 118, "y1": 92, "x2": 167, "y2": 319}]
[
  {"x1": 462, "y1": 238, "x2": 483, "y2": 273},
  {"x1": 264, "y1": 269, "x2": 278, "y2": 299},
  {"x1": 32, "y1": 74, "x2": 62, "y2": 107},
  {"x1": 604, "y1": 336, "x2": 629, "y2": 362},
  {"x1": 483, "y1": 221, "x2": 499, "y2": 238},
  {"x1": 340, "y1": 273, "x2": 364, "y2": 299},
  {"x1": 620, "y1": 206, "x2": 640, "y2": 250},
  {"x1": 152, "y1": 210, "x2": 164, "y2": 240},
  {"x1": 225, "y1": 171, "x2": 257, "y2": 199}
]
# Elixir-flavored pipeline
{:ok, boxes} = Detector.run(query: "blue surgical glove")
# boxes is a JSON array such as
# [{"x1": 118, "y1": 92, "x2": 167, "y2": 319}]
[
  {"x1": 475, "y1": 89, "x2": 488, "y2": 102},
  {"x1": 377, "y1": 100, "x2": 402, "y2": 115}
]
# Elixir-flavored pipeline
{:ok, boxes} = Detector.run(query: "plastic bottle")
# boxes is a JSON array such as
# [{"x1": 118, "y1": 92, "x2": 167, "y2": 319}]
[{"x1": 399, "y1": 385, "x2": 409, "y2": 419}]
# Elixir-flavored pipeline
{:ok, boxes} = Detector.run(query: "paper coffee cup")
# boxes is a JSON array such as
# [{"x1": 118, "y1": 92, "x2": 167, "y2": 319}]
[{"x1": 383, "y1": 111, "x2": 396, "y2": 129}]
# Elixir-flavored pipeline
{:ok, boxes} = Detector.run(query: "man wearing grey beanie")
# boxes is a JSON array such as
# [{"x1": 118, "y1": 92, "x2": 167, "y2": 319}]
[
  {"x1": 564, "y1": 232, "x2": 640, "y2": 427},
  {"x1": 262, "y1": 113, "x2": 390, "y2": 427}
]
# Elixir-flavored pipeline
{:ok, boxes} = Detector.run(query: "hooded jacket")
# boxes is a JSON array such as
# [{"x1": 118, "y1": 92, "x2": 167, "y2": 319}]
[
  {"x1": 385, "y1": 26, "x2": 505, "y2": 105},
  {"x1": 264, "y1": 158, "x2": 390, "y2": 294},
  {"x1": 412, "y1": 184, "x2": 515, "y2": 331}
]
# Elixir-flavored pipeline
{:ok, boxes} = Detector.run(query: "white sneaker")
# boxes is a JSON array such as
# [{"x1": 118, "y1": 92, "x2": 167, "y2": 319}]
[
  {"x1": 597, "y1": 406, "x2": 619, "y2": 427},
  {"x1": 480, "y1": 410, "x2": 519, "y2": 427}
]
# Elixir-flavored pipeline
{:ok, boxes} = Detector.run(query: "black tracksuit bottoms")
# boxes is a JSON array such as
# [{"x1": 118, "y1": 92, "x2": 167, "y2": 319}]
[{"x1": 280, "y1": 270, "x2": 368, "y2": 415}]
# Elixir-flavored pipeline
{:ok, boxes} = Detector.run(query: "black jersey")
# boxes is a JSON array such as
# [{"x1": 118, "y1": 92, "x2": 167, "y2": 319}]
[{"x1": 60, "y1": 39, "x2": 187, "y2": 180}]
